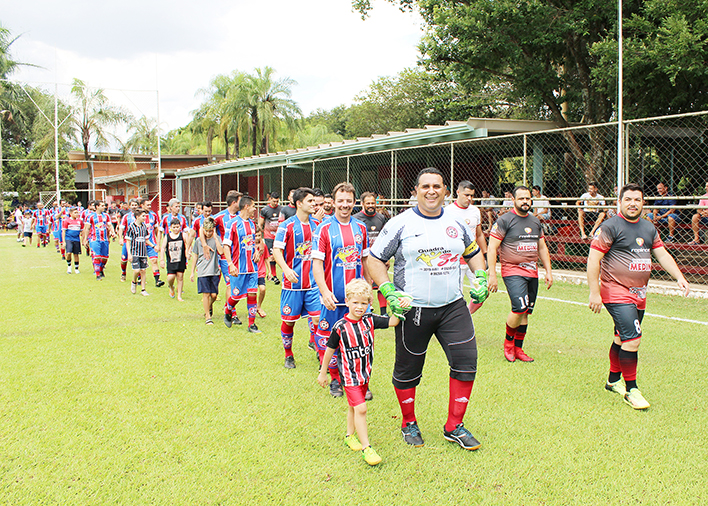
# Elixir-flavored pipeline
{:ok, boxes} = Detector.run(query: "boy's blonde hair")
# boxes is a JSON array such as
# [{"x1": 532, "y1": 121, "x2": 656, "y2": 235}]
[{"x1": 345, "y1": 278, "x2": 373, "y2": 301}]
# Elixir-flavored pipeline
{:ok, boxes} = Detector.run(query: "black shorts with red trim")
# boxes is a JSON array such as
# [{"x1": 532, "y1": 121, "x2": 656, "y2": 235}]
[
  {"x1": 503, "y1": 275, "x2": 538, "y2": 314},
  {"x1": 392, "y1": 297, "x2": 477, "y2": 389},
  {"x1": 605, "y1": 303, "x2": 644, "y2": 342}
]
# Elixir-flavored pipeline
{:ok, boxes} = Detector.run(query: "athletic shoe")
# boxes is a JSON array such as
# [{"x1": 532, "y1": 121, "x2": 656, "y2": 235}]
[
  {"x1": 74, "y1": 269, "x2": 80, "y2": 274},
  {"x1": 284, "y1": 356, "x2": 296, "y2": 369},
  {"x1": 232, "y1": 315, "x2": 242, "y2": 325},
  {"x1": 365, "y1": 389, "x2": 373, "y2": 401},
  {"x1": 155, "y1": 279, "x2": 165, "y2": 287},
  {"x1": 515, "y1": 348, "x2": 534, "y2": 362},
  {"x1": 443, "y1": 423, "x2": 481, "y2": 450},
  {"x1": 401, "y1": 421, "x2": 424, "y2": 447},
  {"x1": 248, "y1": 324, "x2": 262, "y2": 334},
  {"x1": 308, "y1": 341, "x2": 316, "y2": 351},
  {"x1": 141, "y1": 290, "x2": 149, "y2": 297},
  {"x1": 67, "y1": 266, "x2": 72, "y2": 274},
  {"x1": 362, "y1": 446, "x2": 382, "y2": 466},
  {"x1": 96, "y1": 275, "x2": 101, "y2": 281},
  {"x1": 120, "y1": 274, "x2": 126, "y2": 282},
  {"x1": 344, "y1": 434, "x2": 362, "y2": 451},
  {"x1": 605, "y1": 379, "x2": 626, "y2": 396},
  {"x1": 130, "y1": 281, "x2": 137, "y2": 294},
  {"x1": 273, "y1": 277, "x2": 280, "y2": 285},
  {"x1": 623, "y1": 388, "x2": 650, "y2": 410},
  {"x1": 504, "y1": 339, "x2": 516, "y2": 362},
  {"x1": 329, "y1": 379, "x2": 343, "y2": 398},
  {"x1": 223, "y1": 313, "x2": 233, "y2": 328}
]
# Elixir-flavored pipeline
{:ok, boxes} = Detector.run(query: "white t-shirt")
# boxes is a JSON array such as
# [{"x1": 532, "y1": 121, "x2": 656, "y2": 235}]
[
  {"x1": 445, "y1": 202, "x2": 481, "y2": 230},
  {"x1": 533, "y1": 195, "x2": 551, "y2": 215},
  {"x1": 579, "y1": 192, "x2": 605, "y2": 213}
]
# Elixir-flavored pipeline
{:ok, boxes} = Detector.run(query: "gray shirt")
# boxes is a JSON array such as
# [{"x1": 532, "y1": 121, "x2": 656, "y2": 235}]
[{"x1": 192, "y1": 236, "x2": 220, "y2": 277}]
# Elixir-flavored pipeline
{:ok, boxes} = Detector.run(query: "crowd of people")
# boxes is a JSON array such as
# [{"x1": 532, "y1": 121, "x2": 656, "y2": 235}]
[{"x1": 8, "y1": 173, "x2": 693, "y2": 467}]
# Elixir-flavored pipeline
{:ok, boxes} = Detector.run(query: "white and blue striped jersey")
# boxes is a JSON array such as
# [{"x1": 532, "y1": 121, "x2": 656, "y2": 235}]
[{"x1": 369, "y1": 206, "x2": 480, "y2": 308}]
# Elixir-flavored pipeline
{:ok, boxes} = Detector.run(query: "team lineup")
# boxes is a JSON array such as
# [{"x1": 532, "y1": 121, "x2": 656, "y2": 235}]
[{"x1": 15, "y1": 168, "x2": 690, "y2": 467}]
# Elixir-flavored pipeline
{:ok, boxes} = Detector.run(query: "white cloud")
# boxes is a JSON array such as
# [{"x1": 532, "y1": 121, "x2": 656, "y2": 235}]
[{"x1": 5, "y1": 0, "x2": 423, "y2": 133}]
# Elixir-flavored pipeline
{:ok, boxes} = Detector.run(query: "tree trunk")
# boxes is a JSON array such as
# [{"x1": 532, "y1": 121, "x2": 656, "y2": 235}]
[
  {"x1": 206, "y1": 126, "x2": 213, "y2": 160},
  {"x1": 234, "y1": 132, "x2": 240, "y2": 161},
  {"x1": 251, "y1": 111, "x2": 259, "y2": 157},
  {"x1": 224, "y1": 130, "x2": 230, "y2": 160}
]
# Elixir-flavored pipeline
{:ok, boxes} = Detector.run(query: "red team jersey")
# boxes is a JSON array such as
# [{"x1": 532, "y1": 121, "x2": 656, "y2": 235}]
[
  {"x1": 256, "y1": 241, "x2": 267, "y2": 278},
  {"x1": 312, "y1": 217, "x2": 369, "y2": 306},
  {"x1": 87, "y1": 212, "x2": 112, "y2": 241},
  {"x1": 590, "y1": 213, "x2": 663, "y2": 309},
  {"x1": 223, "y1": 216, "x2": 257, "y2": 274},
  {"x1": 33, "y1": 208, "x2": 51, "y2": 227},
  {"x1": 327, "y1": 313, "x2": 390, "y2": 387},
  {"x1": 120, "y1": 212, "x2": 136, "y2": 239},
  {"x1": 214, "y1": 210, "x2": 239, "y2": 260},
  {"x1": 160, "y1": 213, "x2": 188, "y2": 235},
  {"x1": 490, "y1": 210, "x2": 544, "y2": 278},
  {"x1": 274, "y1": 215, "x2": 318, "y2": 290}
]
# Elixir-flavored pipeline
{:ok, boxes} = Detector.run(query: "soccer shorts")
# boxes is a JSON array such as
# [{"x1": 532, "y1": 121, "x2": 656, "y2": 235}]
[
  {"x1": 344, "y1": 384, "x2": 369, "y2": 407},
  {"x1": 52, "y1": 230, "x2": 62, "y2": 240},
  {"x1": 65, "y1": 240, "x2": 82, "y2": 255},
  {"x1": 24, "y1": 232, "x2": 33, "y2": 238},
  {"x1": 90, "y1": 240, "x2": 109, "y2": 258},
  {"x1": 219, "y1": 257, "x2": 231, "y2": 287},
  {"x1": 35, "y1": 225, "x2": 48, "y2": 234},
  {"x1": 504, "y1": 275, "x2": 539, "y2": 314},
  {"x1": 605, "y1": 303, "x2": 645, "y2": 342},
  {"x1": 229, "y1": 272, "x2": 257, "y2": 300},
  {"x1": 197, "y1": 275, "x2": 220, "y2": 294},
  {"x1": 280, "y1": 288, "x2": 321, "y2": 322},
  {"x1": 257, "y1": 276, "x2": 266, "y2": 286},
  {"x1": 131, "y1": 257, "x2": 148, "y2": 270},
  {"x1": 264, "y1": 238, "x2": 274, "y2": 255},
  {"x1": 146, "y1": 244, "x2": 158, "y2": 259},
  {"x1": 316, "y1": 305, "x2": 347, "y2": 360},
  {"x1": 392, "y1": 297, "x2": 477, "y2": 389}
]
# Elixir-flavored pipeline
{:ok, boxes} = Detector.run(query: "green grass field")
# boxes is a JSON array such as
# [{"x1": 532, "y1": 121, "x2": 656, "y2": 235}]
[{"x1": 1, "y1": 235, "x2": 707, "y2": 505}]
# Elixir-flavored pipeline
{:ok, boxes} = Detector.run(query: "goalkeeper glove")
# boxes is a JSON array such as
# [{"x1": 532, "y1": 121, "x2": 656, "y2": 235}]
[
  {"x1": 469, "y1": 269, "x2": 489, "y2": 304},
  {"x1": 379, "y1": 281, "x2": 413, "y2": 320}
]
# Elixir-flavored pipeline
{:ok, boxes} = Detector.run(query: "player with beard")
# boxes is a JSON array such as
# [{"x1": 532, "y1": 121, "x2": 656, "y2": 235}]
[
  {"x1": 354, "y1": 192, "x2": 389, "y2": 315},
  {"x1": 323, "y1": 194, "x2": 334, "y2": 216},
  {"x1": 588, "y1": 184, "x2": 689, "y2": 409},
  {"x1": 368, "y1": 167, "x2": 488, "y2": 451},
  {"x1": 487, "y1": 185, "x2": 553, "y2": 363}
]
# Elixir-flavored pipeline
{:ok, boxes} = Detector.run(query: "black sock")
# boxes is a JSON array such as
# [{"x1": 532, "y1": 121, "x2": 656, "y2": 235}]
[{"x1": 380, "y1": 307, "x2": 387, "y2": 315}]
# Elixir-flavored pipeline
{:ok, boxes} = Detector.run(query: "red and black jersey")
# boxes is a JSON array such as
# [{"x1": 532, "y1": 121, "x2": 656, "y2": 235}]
[
  {"x1": 327, "y1": 313, "x2": 389, "y2": 386},
  {"x1": 590, "y1": 213, "x2": 663, "y2": 309},
  {"x1": 490, "y1": 210, "x2": 544, "y2": 278}
]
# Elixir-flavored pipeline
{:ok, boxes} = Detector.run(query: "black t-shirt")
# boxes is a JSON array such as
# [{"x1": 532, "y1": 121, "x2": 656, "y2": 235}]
[
  {"x1": 353, "y1": 211, "x2": 388, "y2": 245},
  {"x1": 260, "y1": 204, "x2": 282, "y2": 239}
]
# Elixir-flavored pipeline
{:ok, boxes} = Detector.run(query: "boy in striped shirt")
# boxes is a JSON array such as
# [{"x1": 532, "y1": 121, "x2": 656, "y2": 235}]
[
  {"x1": 126, "y1": 209, "x2": 154, "y2": 296},
  {"x1": 317, "y1": 279, "x2": 400, "y2": 466}
]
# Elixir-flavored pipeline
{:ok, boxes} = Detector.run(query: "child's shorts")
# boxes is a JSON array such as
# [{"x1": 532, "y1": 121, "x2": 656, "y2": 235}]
[
  {"x1": 23, "y1": 232, "x2": 33, "y2": 238},
  {"x1": 257, "y1": 276, "x2": 266, "y2": 286},
  {"x1": 65, "y1": 240, "x2": 82, "y2": 255},
  {"x1": 198, "y1": 275, "x2": 220, "y2": 294},
  {"x1": 344, "y1": 383, "x2": 369, "y2": 407},
  {"x1": 131, "y1": 257, "x2": 148, "y2": 270}
]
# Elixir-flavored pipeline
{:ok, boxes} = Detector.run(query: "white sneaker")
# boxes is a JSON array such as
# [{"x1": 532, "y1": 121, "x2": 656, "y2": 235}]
[
  {"x1": 130, "y1": 282, "x2": 137, "y2": 294},
  {"x1": 141, "y1": 290, "x2": 150, "y2": 297},
  {"x1": 74, "y1": 269, "x2": 80, "y2": 274},
  {"x1": 624, "y1": 388, "x2": 650, "y2": 410},
  {"x1": 67, "y1": 266, "x2": 72, "y2": 274}
]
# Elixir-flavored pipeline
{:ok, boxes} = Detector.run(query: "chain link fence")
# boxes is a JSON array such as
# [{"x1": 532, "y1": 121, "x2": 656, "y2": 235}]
[{"x1": 174, "y1": 112, "x2": 708, "y2": 284}]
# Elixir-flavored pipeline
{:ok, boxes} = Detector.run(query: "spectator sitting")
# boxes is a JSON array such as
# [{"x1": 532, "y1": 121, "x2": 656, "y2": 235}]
[
  {"x1": 531, "y1": 185, "x2": 552, "y2": 221},
  {"x1": 576, "y1": 182, "x2": 605, "y2": 240},
  {"x1": 498, "y1": 191, "x2": 514, "y2": 216},
  {"x1": 646, "y1": 181, "x2": 680, "y2": 242},
  {"x1": 690, "y1": 180, "x2": 708, "y2": 245}
]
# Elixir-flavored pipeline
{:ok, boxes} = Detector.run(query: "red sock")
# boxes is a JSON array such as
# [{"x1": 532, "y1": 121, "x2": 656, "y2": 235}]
[
  {"x1": 308, "y1": 318, "x2": 316, "y2": 345},
  {"x1": 281, "y1": 322, "x2": 294, "y2": 357},
  {"x1": 395, "y1": 387, "x2": 417, "y2": 427},
  {"x1": 609, "y1": 342, "x2": 621, "y2": 374},
  {"x1": 505, "y1": 324, "x2": 517, "y2": 341},
  {"x1": 377, "y1": 291, "x2": 387, "y2": 312},
  {"x1": 269, "y1": 261, "x2": 277, "y2": 278},
  {"x1": 226, "y1": 296, "x2": 238, "y2": 314},
  {"x1": 619, "y1": 349, "x2": 638, "y2": 382},
  {"x1": 445, "y1": 378, "x2": 474, "y2": 432},
  {"x1": 121, "y1": 260, "x2": 127, "y2": 275},
  {"x1": 247, "y1": 294, "x2": 257, "y2": 325}
]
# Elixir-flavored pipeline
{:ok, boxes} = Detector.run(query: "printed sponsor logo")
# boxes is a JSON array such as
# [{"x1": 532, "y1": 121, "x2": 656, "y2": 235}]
[
  {"x1": 629, "y1": 286, "x2": 647, "y2": 299},
  {"x1": 517, "y1": 243, "x2": 538, "y2": 252},
  {"x1": 629, "y1": 259, "x2": 651, "y2": 272},
  {"x1": 636, "y1": 237, "x2": 644, "y2": 246},
  {"x1": 524, "y1": 227, "x2": 532, "y2": 234},
  {"x1": 593, "y1": 227, "x2": 602, "y2": 239},
  {"x1": 491, "y1": 223, "x2": 498, "y2": 234},
  {"x1": 401, "y1": 397, "x2": 415, "y2": 404},
  {"x1": 446, "y1": 226, "x2": 458, "y2": 238},
  {"x1": 415, "y1": 248, "x2": 459, "y2": 267},
  {"x1": 334, "y1": 245, "x2": 361, "y2": 266},
  {"x1": 294, "y1": 241, "x2": 312, "y2": 258}
]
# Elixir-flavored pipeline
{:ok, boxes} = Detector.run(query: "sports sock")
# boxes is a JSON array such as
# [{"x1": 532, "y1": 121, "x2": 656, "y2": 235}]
[
  {"x1": 247, "y1": 293, "x2": 257, "y2": 326},
  {"x1": 514, "y1": 324, "x2": 528, "y2": 348},
  {"x1": 445, "y1": 378, "x2": 474, "y2": 432},
  {"x1": 60, "y1": 245, "x2": 65, "y2": 256},
  {"x1": 66, "y1": 258, "x2": 71, "y2": 266},
  {"x1": 377, "y1": 291, "x2": 387, "y2": 314},
  {"x1": 394, "y1": 387, "x2": 417, "y2": 427},
  {"x1": 153, "y1": 270, "x2": 160, "y2": 281},
  {"x1": 269, "y1": 261, "x2": 277, "y2": 278},
  {"x1": 74, "y1": 262, "x2": 79, "y2": 270},
  {"x1": 121, "y1": 260, "x2": 127, "y2": 275},
  {"x1": 619, "y1": 349, "x2": 638, "y2": 390},
  {"x1": 93, "y1": 258, "x2": 102, "y2": 276},
  {"x1": 226, "y1": 296, "x2": 238, "y2": 314},
  {"x1": 505, "y1": 324, "x2": 517, "y2": 342},
  {"x1": 281, "y1": 321, "x2": 294, "y2": 357},
  {"x1": 101, "y1": 258, "x2": 108, "y2": 274},
  {"x1": 308, "y1": 318, "x2": 316, "y2": 346},
  {"x1": 608, "y1": 342, "x2": 622, "y2": 383},
  {"x1": 328, "y1": 350, "x2": 340, "y2": 382}
]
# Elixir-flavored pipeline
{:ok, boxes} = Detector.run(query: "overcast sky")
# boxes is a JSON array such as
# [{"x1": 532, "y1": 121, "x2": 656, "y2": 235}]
[{"x1": 3, "y1": 0, "x2": 423, "y2": 134}]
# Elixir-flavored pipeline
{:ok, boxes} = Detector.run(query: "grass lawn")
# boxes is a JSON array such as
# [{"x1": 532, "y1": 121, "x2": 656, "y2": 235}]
[{"x1": 1, "y1": 235, "x2": 707, "y2": 505}]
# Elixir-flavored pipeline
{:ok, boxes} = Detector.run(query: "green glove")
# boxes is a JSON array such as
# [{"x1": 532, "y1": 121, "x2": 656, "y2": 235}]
[
  {"x1": 470, "y1": 269, "x2": 489, "y2": 304},
  {"x1": 379, "y1": 281, "x2": 413, "y2": 320}
]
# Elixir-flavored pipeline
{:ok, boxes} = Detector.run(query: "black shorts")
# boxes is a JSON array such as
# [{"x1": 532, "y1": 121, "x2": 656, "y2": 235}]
[
  {"x1": 131, "y1": 257, "x2": 148, "y2": 270},
  {"x1": 504, "y1": 276, "x2": 538, "y2": 314},
  {"x1": 605, "y1": 303, "x2": 644, "y2": 342},
  {"x1": 23, "y1": 232, "x2": 33, "y2": 238},
  {"x1": 392, "y1": 297, "x2": 477, "y2": 389},
  {"x1": 258, "y1": 276, "x2": 266, "y2": 286},
  {"x1": 197, "y1": 275, "x2": 220, "y2": 294},
  {"x1": 65, "y1": 240, "x2": 82, "y2": 255},
  {"x1": 264, "y1": 238, "x2": 274, "y2": 255}
]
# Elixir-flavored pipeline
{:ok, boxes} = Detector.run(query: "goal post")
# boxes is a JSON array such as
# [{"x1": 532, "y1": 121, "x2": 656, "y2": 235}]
[{"x1": 40, "y1": 189, "x2": 107, "y2": 207}]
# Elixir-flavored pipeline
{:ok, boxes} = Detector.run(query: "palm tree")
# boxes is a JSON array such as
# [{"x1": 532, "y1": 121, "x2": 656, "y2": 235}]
[
  {"x1": 69, "y1": 78, "x2": 131, "y2": 194},
  {"x1": 121, "y1": 115, "x2": 158, "y2": 167},
  {"x1": 245, "y1": 67, "x2": 302, "y2": 155}
]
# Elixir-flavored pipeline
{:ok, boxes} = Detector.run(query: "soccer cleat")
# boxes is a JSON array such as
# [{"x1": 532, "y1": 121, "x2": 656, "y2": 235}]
[
  {"x1": 623, "y1": 388, "x2": 650, "y2": 410},
  {"x1": 273, "y1": 277, "x2": 280, "y2": 285},
  {"x1": 232, "y1": 314, "x2": 242, "y2": 325},
  {"x1": 443, "y1": 423, "x2": 481, "y2": 450},
  {"x1": 141, "y1": 290, "x2": 149, "y2": 297},
  {"x1": 401, "y1": 421, "x2": 424, "y2": 447},
  {"x1": 247, "y1": 324, "x2": 262, "y2": 334},
  {"x1": 365, "y1": 389, "x2": 373, "y2": 401},
  {"x1": 308, "y1": 341, "x2": 316, "y2": 351},
  {"x1": 605, "y1": 379, "x2": 627, "y2": 396},
  {"x1": 130, "y1": 282, "x2": 137, "y2": 294},
  {"x1": 120, "y1": 274, "x2": 126, "y2": 282},
  {"x1": 284, "y1": 356, "x2": 296, "y2": 369},
  {"x1": 224, "y1": 313, "x2": 233, "y2": 328},
  {"x1": 74, "y1": 269, "x2": 79, "y2": 274},
  {"x1": 156, "y1": 279, "x2": 165, "y2": 287},
  {"x1": 514, "y1": 348, "x2": 534, "y2": 362},
  {"x1": 344, "y1": 434, "x2": 362, "y2": 451},
  {"x1": 362, "y1": 446, "x2": 382, "y2": 466},
  {"x1": 329, "y1": 379, "x2": 343, "y2": 398},
  {"x1": 504, "y1": 339, "x2": 516, "y2": 362},
  {"x1": 67, "y1": 266, "x2": 72, "y2": 274}
]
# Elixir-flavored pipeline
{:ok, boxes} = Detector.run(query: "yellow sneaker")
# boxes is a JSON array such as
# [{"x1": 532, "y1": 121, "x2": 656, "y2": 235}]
[
  {"x1": 362, "y1": 446, "x2": 382, "y2": 466},
  {"x1": 623, "y1": 388, "x2": 650, "y2": 410},
  {"x1": 344, "y1": 434, "x2": 362, "y2": 451}
]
